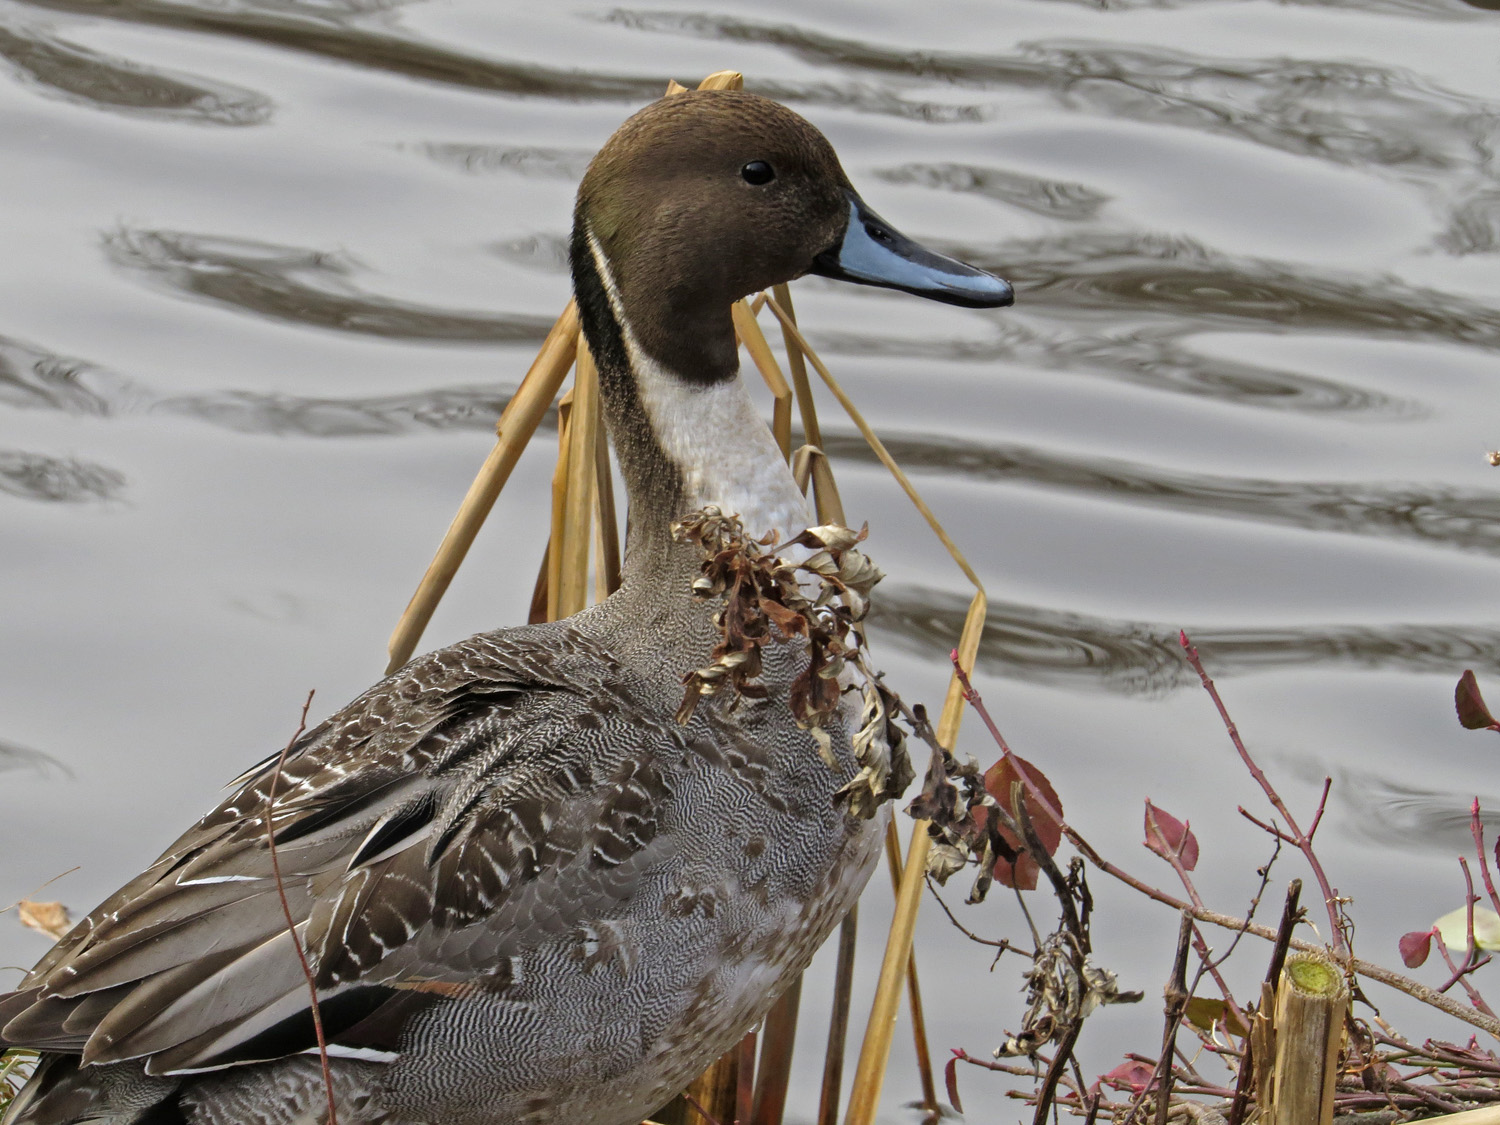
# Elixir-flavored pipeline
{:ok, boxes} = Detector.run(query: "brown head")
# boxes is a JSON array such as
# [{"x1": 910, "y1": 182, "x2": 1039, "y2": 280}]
[{"x1": 573, "y1": 90, "x2": 1011, "y2": 384}]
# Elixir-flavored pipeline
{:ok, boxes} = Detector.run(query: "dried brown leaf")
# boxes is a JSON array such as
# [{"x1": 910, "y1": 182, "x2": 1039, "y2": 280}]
[
  {"x1": 983, "y1": 753, "x2": 1063, "y2": 891},
  {"x1": 17, "y1": 899, "x2": 70, "y2": 940}
]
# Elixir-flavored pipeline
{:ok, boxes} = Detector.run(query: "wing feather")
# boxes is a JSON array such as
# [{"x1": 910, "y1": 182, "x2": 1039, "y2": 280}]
[{"x1": 3, "y1": 626, "x2": 686, "y2": 1081}]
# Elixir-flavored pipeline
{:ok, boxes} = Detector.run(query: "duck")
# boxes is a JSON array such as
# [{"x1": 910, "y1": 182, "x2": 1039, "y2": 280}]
[{"x1": 0, "y1": 89, "x2": 1012, "y2": 1125}]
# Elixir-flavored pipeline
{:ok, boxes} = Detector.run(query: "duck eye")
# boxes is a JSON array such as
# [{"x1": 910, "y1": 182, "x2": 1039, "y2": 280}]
[{"x1": 741, "y1": 161, "x2": 775, "y2": 186}]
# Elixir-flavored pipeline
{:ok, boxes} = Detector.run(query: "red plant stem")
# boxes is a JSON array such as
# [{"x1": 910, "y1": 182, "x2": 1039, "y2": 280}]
[
  {"x1": 1430, "y1": 927, "x2": 1496, "y2": 1019},
  {"x1": 1147, "y1": 805, "x2": 1206, "y2": 913},
  {"x1": 1238, "y1": 807, "x2": 1298, "y2": 846},
  {"x1": 949, "y1": 655, "x2": 1500, "y2": 1041},
  {"x1": 1471, "y1": 801, "x2": 1500, "y2": 917},
  {"x1": 1463, "y1": 856, "x2": 1482, "y2": 978},
  {"x1": 1307, "y1": 777, "x2": 1333, "y2": 841},
  {"x1": 265, "y1": 692, "x2": 337, "y2": 1125},
  {"x1": 952, "y1": 648, "x2": 1012, "y2": 756},
  {"x1": 1178, "y1": 632, "x2": 1347, "y2": 956}
]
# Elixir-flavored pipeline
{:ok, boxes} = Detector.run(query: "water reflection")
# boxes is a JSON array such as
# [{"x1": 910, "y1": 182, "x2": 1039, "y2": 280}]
[
  {"x1": 607, "y1": 11, "x2": 1499, "y2": 188},
  {"x1": 18, "y1": 0, "x2": 664, "y2": 100},
  {"x1": 1333, "y1": 770, "x2": 1500, "y2": 853},
  {"x1": 155, "y1": 383, "x2": 518, "y2": 436},
  {"x1": 1048, "y1": 328, "x2": 1412, "y2": 415},
  {"x1": 0, "y1": 450, "x2": 124, "y2": 503},
  {"x1": 0, "y1": 337, "x2": 139, "y2": 416},
  {"x1": 0, "y1": 738, "x2": 69, "y2": 778},
  {"x1": 104, "y1": 228, "x2": 557, "y2": 342},
  {"x1": 14, "y1": 0, "x2": 983, "y2": 120},
  {"x1": 873, "y1": 584, "x2": 1500, "y2": 694},
  {"x1": 825, "y1": 432, "x2": 1500, "y2": 556},
  {"x1": 807, "y1": 321, "x2": 1408, "y2": 415},
  {"x1": 968, "y1": 232, "x2": 1500, "y2": 348},
  {"x1": 0, "y1": 20, "x2": 270, "y2": 123},
  {"x1": 488, "y1": 234, "x2": 571, "y2": 273},
  {"x1": 408, "y1": 143, "x2": 592, "y2": 180},
  {"x1": 875, "y1": 162, "x2": 1109, "y2": 222},
  {"x1": 1438, "y1": 190, "x2": 1500, "y2": 255},
  {"x1": 0, "y1": 330, "x2": 536, "y2": 436}
]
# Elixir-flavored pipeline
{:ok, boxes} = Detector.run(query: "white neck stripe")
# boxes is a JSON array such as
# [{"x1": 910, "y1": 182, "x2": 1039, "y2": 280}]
[{"x1": 584, "y1": 229, "x2": 811, "y2": 542}]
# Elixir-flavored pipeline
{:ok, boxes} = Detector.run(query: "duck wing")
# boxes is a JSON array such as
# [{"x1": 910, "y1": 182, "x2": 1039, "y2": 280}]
[{"x1": 1, "y1": 625, "x2": 690, "y2": 1077}]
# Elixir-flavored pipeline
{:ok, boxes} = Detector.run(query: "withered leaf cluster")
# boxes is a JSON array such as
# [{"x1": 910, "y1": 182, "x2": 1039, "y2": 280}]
[
  {"x1": 995, "y1": 931, "x2": 1135, "y2": 1059},
  {"x1": 908, "y1": 742, "x2": 1064, "y2": 903},
  {"x1": 670, "y1": 506, "x2": 911, "y2": 818}
]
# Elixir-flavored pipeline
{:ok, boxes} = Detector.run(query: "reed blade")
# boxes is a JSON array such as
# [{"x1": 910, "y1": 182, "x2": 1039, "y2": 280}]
[
  {"x1": 557, "y1": 345, "x2": 599, "y2": 618},
  {"x1": 817, "y1": 906, "x2": 859, "y2": 1125},
  {"x1": 385, "y1": 302, "x2": 578, "y2": 672}
]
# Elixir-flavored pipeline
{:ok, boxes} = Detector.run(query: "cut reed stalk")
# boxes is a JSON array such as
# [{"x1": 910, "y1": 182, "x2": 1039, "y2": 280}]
[
  {"x1": 882, "y1": 825, "x2": 938, "y2": 1122},
  {"x1": 769, "y1": 287, "x2": 842, "y2": 522},
  {"x1": 558, "y1": 344, "x2": 600, "y2": 618},
  {"x1": 1415, "y1": 1106, "x2": 1500, "y2": 1124},
  {"x1": 385, "y1": 302, "x2": 578, "y2": 673},
  {"x1": 751, "y1": 979, "x2": 800, "y2": 1125},
  {"x1": 594, "y1": 421, "x2": 621, "y2": 598},
  {"x1": 817, "y1": 906, "x2": 859, "y2": 1125},
  {"x1": 693, "y1": 71, "x2": 743, "y2": 92},
  {"x1": 545, "y1": 390, "x2": 574, "y2": 623},
  {"x1": 732, "y1": 300, "x2": 793, "y2": 460},
  {"x1": 1265, "y1": 951, "x2": 1347, "y2": 1125},
  {"x1": 684, "y1": 1050, "x2": 740, "y2": 1125},
  {"x1": 771, "y1": 285, "x2": 819, "y2": 448}
]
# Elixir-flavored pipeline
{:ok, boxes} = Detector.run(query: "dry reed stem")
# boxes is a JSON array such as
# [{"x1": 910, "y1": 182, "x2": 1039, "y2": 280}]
[
  {"x1": 759, "y1": 296, "x2": 987, "y2": 1125},
  {"x1": 594, "y1": 421, "x2": 621, "y2": 600},
  {"x1": 771, "y1": 285, "x2": 820, "y2": 448},
  {"x1": 1415, "y1": 1106, "x2": 1500, "y2": 1123},
  {"x1": 558, "y1": 345, "x2": 600, "y2": 617},
  {"x1": 545, "y1": 390, "x2": 574, "y2": 622},
  {"x1": 385, "y1": 302, "x2": 579, "y2": 673},
  {"x1": 732, "y1": 300, "x2": 793, "y2": 460},
  {"x1": 818, "y1": 905, "x2": 859, "y2": 1125},
  {"x1": 1266, "y1": 952, "x2": 1346, "y2": 1125},
  {"x1": 693, "y1": 71, "x2": 744, "y2": 91},
  {"x1": 791, "y1": 445, "x2": 846, "y2": 531},
  {"x1": 882, "y1": 825, "x2": 938, "y2": 1122},
  {"x1": 750, "y1": 977, "x2": 800, "y2": 1125}
]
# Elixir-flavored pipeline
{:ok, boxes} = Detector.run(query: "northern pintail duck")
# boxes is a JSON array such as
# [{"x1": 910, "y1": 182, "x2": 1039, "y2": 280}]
[{"x1": 0, "y1": 90, "x2": 1011, "y2": 1125}]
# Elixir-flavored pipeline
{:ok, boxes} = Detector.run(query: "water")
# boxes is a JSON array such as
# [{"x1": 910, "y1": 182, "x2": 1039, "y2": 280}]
[{"x1": 2, "y1": 0, "x2": 1499, "y2": 1117}]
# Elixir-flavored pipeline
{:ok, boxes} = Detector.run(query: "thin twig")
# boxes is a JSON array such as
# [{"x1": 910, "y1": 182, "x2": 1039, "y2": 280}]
[
  {"x1": 950, "y1": 656, "x2": 1500, "y2": 1039},
  {"x1": 264, "y1": 691, "x2": 336, "y2": 1125},
  {"x1": 1139, "y1": 912, "x2": 1194, "y2": 1125},
  {"x1": 926, "y1": 877, "x2": 1021, "y2": 954},
  {"x1": 1178, "y1": 632, "x2": 1347, "y2": 956},
  {"x1": 1432, "y1": 928, "x2": 1497, "y2": 1019}
]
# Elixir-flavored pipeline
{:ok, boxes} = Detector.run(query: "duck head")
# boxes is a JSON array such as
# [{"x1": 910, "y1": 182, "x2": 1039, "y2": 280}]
[
  {"x1": 571, "y1": 90, "x2": 1013, "y2": 591},
  {"x1": 573, "y1": 90, "x2": 1012, "y2": 385}
]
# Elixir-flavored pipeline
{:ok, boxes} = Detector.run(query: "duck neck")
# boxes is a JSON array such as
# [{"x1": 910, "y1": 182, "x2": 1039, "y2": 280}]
[{"x1": 571, "y1": 225, "x2": 811, "y2": 614}]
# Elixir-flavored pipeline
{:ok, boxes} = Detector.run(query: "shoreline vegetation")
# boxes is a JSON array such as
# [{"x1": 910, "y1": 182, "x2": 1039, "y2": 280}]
[{"x1": 7, "y1": 69, "x2": 1500, "y2": 1125}]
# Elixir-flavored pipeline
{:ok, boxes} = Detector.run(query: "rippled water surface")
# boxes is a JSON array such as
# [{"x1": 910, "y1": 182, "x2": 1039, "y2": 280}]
[{"x1": 4, "y1": 0, "x2": 1500, "y2": 1116}]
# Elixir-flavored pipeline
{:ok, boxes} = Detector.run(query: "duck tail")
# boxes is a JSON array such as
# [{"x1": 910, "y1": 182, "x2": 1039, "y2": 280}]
[{"x1": 3, "y1": 1055, "x2": 181, "y2": 1125}]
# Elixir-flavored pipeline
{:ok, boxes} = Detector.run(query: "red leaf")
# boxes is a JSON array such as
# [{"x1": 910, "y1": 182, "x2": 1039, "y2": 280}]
[
  {"x1": 1457, "y1": 671, "x2": 1500, "y2": 732},
  {"x1": 1144, "y1": 801, "x2": 1200, "y2": 871},
  {"x1": 1101, "y1": 1059, "x2": 1156, "y2": 1091},
  {"x1": 1400, "y1": 929, "x2": 1433, "y2": 968},
  {"x1": 983, "y1": 753, "x2": 1064, "y2": 892},
  {"x1": 944, "y1": 1054, "x2": 964, "y2": 1113}
]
